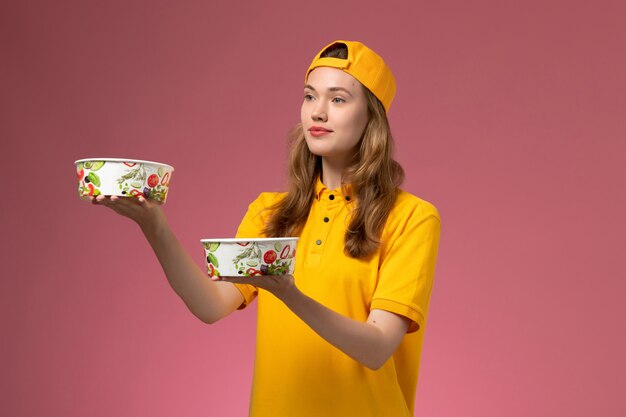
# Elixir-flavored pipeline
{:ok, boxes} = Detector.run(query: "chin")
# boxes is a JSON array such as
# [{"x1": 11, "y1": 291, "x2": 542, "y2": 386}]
[
  {"x1": 304, "y1": 136, "x2": 324, "y2": 150},
  {"x1": 304, "y1": 141, "x2": 332, "y2": 158}
]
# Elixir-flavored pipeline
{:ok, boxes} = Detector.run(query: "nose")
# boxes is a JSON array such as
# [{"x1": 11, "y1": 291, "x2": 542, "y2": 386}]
[{"x1": 311, "y1": 101, "x2": 328, "y2": 122}]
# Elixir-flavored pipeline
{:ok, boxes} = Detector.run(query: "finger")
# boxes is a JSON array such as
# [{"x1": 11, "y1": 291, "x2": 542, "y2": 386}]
[
  {"x1": 218, "y1": 276, "x2": 275, "y2": 287},
  {"x1": 216, "y1": 276, "x2": 251, "y2": 284},
  {"x1": 210, "y1": 276, "x2": 251, "y2": 285},
  {"x1": 95, "y1": 196, "x2": 115, "y2": 207},
  {"x1": 92, "y1": 195, "x2": 110, "y2": 205},
  {"x1": 103, "y1": 196, "x2": 133, "y2": 207},
  {"x1": 94, "y1": 196, "x2": 131, "y2": 213}
]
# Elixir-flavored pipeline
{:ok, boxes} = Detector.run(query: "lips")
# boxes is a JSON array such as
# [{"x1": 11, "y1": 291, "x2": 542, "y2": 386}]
[{"x1": 308, "y1": 126, "x2": 333, "y2": 137}]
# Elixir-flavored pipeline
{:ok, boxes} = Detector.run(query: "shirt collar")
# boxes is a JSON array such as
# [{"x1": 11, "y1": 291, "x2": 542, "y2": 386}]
[{"x1": 314, "y1": 176, "x2": 353, "y2": 202}]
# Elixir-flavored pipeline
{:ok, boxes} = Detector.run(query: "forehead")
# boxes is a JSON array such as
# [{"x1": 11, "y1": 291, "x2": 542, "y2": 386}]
[{"x1": 305, "y1": 67, "x2": 364, "y2": 94}]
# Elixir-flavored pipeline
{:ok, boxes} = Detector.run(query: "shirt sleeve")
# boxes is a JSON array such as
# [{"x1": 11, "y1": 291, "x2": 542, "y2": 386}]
[
  {"x1": 370, "y1": 201, "x2": 441, "y2": 333},
  {"x1": 232, "y1": 192, "x2": 284, "y2": 307}
]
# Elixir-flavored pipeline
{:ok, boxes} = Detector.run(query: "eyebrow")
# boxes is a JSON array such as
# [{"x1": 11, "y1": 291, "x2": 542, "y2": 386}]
[{"x1": 304, "y1": 84, "x2": 353, "y2": 97}]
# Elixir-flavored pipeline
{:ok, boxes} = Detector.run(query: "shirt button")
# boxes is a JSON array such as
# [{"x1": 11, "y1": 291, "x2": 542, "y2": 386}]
[
  {"x1": 316, "y1": 239, "x2": 322, "y2": 245},
  {"x1": 329, "y1": 194, "x2": 335, "y2": 200},
  {"x1": 323, "y1": 217, "x2": 329, "y2": 223}
]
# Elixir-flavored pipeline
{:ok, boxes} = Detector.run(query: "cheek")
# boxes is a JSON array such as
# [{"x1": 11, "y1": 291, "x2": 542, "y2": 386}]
[
  {"x1": 300, "y1": 101, "x2": 311, "y2": 124},
  {"x1": 349, "y1": 109, "x2": 369, "y2": 139}
]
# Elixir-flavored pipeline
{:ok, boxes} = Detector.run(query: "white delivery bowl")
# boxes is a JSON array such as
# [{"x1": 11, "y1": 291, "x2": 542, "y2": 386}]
[
  {"x1": 201, "y1": 238, "x2": 298, "y2": 277},
  {"x1": 75, "y1": 158, "x2": 174, "y2": 203}
]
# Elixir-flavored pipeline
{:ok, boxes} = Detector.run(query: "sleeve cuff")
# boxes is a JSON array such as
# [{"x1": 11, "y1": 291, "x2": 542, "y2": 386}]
[
  {"x1": 234, "y1": 283, "x2": 258, "y2": 309},
  {"x1": 370, "y1": 298, "x2": 425, "y2": 333}
]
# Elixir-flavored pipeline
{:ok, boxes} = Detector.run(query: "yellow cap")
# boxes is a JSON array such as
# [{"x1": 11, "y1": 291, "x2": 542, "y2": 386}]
[{"x1": 305, "y1": 40, "x2": 396, "y2": 112}]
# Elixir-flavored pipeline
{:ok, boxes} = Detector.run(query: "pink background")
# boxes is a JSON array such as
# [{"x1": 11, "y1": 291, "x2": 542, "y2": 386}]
[{"x1": 2, "y1": 0, "x2": 625, "y2": 416}]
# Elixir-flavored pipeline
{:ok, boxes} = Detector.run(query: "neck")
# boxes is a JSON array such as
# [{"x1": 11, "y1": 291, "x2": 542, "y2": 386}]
[{"x1": 320, "y1": 157, "x2": 348, "y2": 190}]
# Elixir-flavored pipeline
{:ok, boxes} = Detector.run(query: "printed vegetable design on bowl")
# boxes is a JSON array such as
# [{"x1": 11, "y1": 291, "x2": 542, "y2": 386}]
[
  {"x1": 77, "y1": 160, "x2": 105, "y2": 196},
  {"x1": 204, "y1": 241, "x2": 221, "y2": 277},
  {"x1": 116, "y1": 163, "x2": 171, "y2": 201},
  {"x1": 232, "y1": 241, "x2": 295, "y2": 277},
  {"x1": 201, "y1": 238, "x2": 298, "y2": 277},
  {"x1": 76, "y1": 160, "x2": 172, "y2": 202}
]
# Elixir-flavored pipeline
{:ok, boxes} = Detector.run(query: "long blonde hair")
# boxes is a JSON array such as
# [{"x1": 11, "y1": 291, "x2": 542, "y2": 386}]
[{"x1": 263, "y1": 44, "x2": 404, "y2": 258}]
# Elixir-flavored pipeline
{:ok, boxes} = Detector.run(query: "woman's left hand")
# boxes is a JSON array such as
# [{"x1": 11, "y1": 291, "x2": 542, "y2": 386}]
[
  {"x1": 216, "y1": 272, "x2": 409, "y2": 370},
  {"x1": 212, "y1": 274, "x2": 296, "y2": 300}
]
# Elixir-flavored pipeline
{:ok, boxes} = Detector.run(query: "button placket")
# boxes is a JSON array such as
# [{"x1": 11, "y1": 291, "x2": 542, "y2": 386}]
[
  {"x1": 305, "y1": 187, "x2": 347, "y2": 268},
  {"x1": 313, "y1": 191, "x2": 341, "y2": 250}
]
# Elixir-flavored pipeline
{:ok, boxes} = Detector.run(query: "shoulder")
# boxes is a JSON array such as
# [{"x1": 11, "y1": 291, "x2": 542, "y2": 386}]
[
  {"x1": 389, "y1": 189, "x2": 441, "y2": 224},
  {"x1": 237, "y1": 191, "x2": 287, "y2": 238},
  {"x1": 378, "y1": 190, "x2": 441, "y2": 258},
  {"x1": 247, "y1": 191, "x2": 287, "y2": 211},
  {"x1": 242, "y1": 191, "x2": 288, "y2": 222}
]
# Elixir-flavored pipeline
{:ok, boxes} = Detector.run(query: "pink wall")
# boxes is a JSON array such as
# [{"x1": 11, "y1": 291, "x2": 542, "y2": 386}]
[{"x1": 2, "y1": 1, "x2": 625, "y2": 416}]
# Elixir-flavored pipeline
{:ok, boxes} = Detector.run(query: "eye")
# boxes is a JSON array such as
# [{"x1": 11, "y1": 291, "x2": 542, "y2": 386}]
[
  {"x1": 304, "y1": 93, "x2": 314, "y2": 101},
  {"x1": 332, "y1": 97, "x2": 346, "y2": 103}
]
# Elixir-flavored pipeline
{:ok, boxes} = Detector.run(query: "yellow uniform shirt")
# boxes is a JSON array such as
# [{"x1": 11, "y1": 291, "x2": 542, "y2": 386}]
[{"x1": 235, "y1": 179, "x2": 440, "y2": 417}]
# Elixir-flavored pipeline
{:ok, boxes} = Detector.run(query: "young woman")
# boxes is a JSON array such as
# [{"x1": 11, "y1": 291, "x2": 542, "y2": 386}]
[{"x1": 92, "y1": 40, "x2": 440, "y2": 417}]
